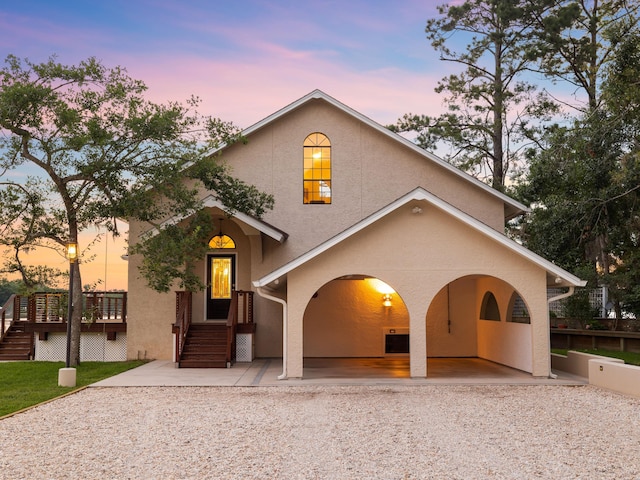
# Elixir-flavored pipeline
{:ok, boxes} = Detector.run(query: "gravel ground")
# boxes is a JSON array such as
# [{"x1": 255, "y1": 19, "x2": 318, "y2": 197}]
[{"x1": 1, "y1": 385, "x2": 639, "y2": 479}]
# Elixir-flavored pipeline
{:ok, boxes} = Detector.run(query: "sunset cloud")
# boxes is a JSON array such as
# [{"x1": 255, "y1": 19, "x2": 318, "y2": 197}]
[{"x1": 2, "y1": 0, "x2": 449, "y2": 289}]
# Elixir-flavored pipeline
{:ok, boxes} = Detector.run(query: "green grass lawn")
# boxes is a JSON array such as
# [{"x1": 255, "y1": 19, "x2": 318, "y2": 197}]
[
  {"x1": 551, "y1": 348, "x2": 640, "y2": 366},
  {"x1": 0, "y1": 360, "x2": 145, "y2": 418}
]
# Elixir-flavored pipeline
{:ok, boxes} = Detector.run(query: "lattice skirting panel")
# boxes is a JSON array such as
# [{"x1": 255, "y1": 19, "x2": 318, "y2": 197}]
[
  {"x1": 235, "y1": 333, "x2": 254, "y2": 362},
  {"x1": 34, "y1": 332, "x2": 127, "y2": 361}
]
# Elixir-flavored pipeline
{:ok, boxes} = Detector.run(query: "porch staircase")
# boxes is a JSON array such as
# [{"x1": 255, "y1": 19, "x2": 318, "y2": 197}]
[
  {"x1": 178, "y1": 324, "x2": 229, "y2": 368},
  {"x1": 0, "y1": 321, "x2": 33, "y2": 360}
]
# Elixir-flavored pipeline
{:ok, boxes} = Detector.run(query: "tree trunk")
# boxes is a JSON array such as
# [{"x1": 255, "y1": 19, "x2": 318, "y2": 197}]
[
  {"x1": 70, "y1": 260, "x2": 82, "y2": 367},
  {"x1": 492, "y1": 30, "x2": 505, "y2": 191}
]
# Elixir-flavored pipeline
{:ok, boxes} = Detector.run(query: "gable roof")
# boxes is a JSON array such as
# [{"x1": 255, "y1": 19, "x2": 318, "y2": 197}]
[
  {"x1": 201, "y1": 196, "x2": 288, "y2": 242},
  {"x1": 210, "y1": 89, "x2": 529, "y2": 221},
  {"x1": 144, "y1": 195, "x2": 288, "y2": 243},
  {"x1": 253, "y1": 187, "x2": 586, "y2": 289}
]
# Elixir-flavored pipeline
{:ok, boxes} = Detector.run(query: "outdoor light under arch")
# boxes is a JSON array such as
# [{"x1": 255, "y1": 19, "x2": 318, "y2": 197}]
[{"x1": 382, "y1": 293, "x2": 393, "y2": 308}]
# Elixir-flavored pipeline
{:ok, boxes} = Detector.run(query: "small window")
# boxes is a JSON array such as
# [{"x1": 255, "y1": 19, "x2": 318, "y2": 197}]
[
  {"x1": 507, "y1": 292, "x2": 531, "y2": 324},
  {"x1": 480, "y1": 292, "x2": 501, "y2": 321},
  {"x1": 209, "y1": 234, "x2": 235, "y2": 249},
  {"x1": 303, "y1": 132, "x2": 331, "y2": 204}
]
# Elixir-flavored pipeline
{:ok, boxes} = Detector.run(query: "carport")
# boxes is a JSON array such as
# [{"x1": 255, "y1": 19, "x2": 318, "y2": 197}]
[{"x1": 254, "y1": 188, "x2": 586, "y2": 380}]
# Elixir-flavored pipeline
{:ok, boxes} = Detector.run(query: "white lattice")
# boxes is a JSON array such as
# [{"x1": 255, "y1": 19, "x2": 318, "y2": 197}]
[
  {"x1": 35, "y1": 332, "x2": 66, "y2": 361},
  {"x1": 236, "y1": 333, "x2": 254, "y2": 362},
  {"x1": 548, "y1": 286, "x2": 607, "y2": 318},
  {"x1": 34, "y1": 332, "x2": 127, "y2": 361}
]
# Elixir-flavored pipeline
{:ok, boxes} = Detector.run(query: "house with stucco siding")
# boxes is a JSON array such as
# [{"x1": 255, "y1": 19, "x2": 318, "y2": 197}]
[{"x1": 126, "y1": 89, "x2": 585, "y2": 379}]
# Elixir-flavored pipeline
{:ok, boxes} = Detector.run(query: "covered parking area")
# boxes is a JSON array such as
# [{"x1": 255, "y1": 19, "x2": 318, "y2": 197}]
[
  {"x1": 301, "y1": 274, "x2": 536, "y2": 379},
  {"x1": 254, "y1": 189, "x2": 586, "y2": 381}
]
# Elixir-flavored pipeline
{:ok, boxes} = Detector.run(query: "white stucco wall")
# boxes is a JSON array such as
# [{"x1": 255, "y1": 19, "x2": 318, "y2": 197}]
[
  {"x1": 477, "y1": 321, "x2": 533, "y2": 373},
  {"x1": 303, "y1": 278, "x2": 410, "y2": 357},
  {"x1": 211, "y1": 100, "x2": 508, "y2": 274},
  {"x1": 125, "y1": 97, "x2": 539, "y2": 365},
  {"x1": 283, "y1": 199, "x2": 551, "y2": 378},
  {"x1": 426, "y1": 278, "x2": 478, "y2": 357}
]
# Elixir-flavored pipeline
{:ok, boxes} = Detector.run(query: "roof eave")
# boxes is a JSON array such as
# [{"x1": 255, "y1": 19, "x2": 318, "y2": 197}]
[
  {"x1": 253, "y1": 186, "x2": 583, "y2": 289},
  {"x1": 208, "y1": 89, "x2": 529, "y2": 220}
]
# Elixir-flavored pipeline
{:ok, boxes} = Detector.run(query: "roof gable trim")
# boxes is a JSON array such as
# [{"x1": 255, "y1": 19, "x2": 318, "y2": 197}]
[
  {"x1": 253, "y1": 187, "x2": 585, "y2": 288},
  {"x1": 219, "y1": 89, "x2": 529, "y2": 218},
  {"x1": 201, "y1": 196, "x2": 288, "y2": 242},
  {"x1": 143, "y1": 195, "x2": 288, "y2": 243}
]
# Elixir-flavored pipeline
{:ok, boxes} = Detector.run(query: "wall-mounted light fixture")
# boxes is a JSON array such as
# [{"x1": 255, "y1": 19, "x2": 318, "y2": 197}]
[{"x1": 382, "y1": 293, "x2": 393, "y2": 307}]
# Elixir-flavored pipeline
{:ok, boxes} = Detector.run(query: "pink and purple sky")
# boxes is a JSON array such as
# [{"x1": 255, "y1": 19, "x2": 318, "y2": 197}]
[
  {"x1": 3, "y1": 0, "x2": 450, "y2": 128},
  {"x1": 2, "y1": 0, "x2": 453, "y2": 290}
]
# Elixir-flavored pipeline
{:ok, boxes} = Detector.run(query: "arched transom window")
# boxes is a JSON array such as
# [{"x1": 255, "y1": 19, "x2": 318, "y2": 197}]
[
  {"x1": 208, "y1": 234, "x2": 235, "y2": 249},
  {"x1": 303, "y1": 132, "x2": 331, "y2": 204}
]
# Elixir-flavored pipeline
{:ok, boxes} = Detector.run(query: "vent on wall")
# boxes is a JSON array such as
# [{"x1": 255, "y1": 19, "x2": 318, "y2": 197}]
[{"x1": 384, "y1": 328, "x2": 409, "y2": 354}]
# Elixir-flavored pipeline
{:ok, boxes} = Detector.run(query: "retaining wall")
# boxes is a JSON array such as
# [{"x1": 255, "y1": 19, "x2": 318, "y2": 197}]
[{"x1": 552, "y1": 351, "x2": 640, "y2": 398}]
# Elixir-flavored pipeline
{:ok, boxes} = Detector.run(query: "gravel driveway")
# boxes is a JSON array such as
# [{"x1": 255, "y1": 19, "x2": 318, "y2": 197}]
[{"x1": 1, "y1": 385, "x2": 639, "y2": 479}]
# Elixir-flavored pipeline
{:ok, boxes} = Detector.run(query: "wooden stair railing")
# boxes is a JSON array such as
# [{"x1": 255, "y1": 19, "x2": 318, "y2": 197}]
[
  {"x1": 1, "y1": 294, "x2": 17, "y2": 343},
  {"x1": 0, "y1": 295, "x2": 34, "y2": 360},
  {"x1": 173, "y1": 291, "x2": 193, "y2": 363},
  {"x1": 174, "y1": 290, "x2": 254, "y2": 367},
  {"x1": 225, "y1": 291, "x2": 239, "y2": 367}
]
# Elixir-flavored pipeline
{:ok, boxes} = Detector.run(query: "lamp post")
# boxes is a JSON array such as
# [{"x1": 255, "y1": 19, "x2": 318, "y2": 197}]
[{"x1": 59, "y1": 242, "x2": 77, "y2": 387}]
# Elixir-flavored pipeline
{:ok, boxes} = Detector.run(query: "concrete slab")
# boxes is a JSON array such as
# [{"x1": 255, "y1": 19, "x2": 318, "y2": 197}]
[{"x1": 91, "y1": 357, "x2": 587, "y2": 387}]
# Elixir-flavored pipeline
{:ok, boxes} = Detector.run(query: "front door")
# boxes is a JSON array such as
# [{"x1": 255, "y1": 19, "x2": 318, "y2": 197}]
[{"x1": 206, "y1": 254, "x2": 236, "y2": 320}]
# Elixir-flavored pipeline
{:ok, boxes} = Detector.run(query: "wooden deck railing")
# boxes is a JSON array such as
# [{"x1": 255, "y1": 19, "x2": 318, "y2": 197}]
[
  {"x1": 14, "y1": 291, "x2": 128, "y2": 324},
  {"x1": 83, "y1": 292, "x2": 127, "y2": 323}
]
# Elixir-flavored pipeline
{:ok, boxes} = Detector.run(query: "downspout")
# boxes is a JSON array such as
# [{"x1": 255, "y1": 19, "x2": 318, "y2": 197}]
[
  {"x1": 547, "y1": 286, "x2": 575, "y2": 379},
  {"x1": 548, "y1": 286, "x2": 575, "y2": 305},
  {"x1": 256, "y1": 287, "x2": 288, "y2": 380}
]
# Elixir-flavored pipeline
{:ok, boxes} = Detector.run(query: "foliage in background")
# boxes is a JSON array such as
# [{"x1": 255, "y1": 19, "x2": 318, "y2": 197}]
[
  {"x1": 0, "y1": 278, "x2": 22, "y2": 305},
  {"x1": 0, "y1": 55, "x2": 273, "y2": 365},
  {"x1": 529, "y1": 0, "x2": 640, "y2": 112},
  {"x1": 518, "y1": 27, "x2": 640, "y2": 319},
  {"x1": 391, "y1": 0, "x2": 562, "y2": 190},
  {"x1": 392, "y1": 0, "x2": 640, "y2": 319}
]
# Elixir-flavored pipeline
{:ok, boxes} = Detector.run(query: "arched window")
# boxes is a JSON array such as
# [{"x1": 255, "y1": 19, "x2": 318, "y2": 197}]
[
  {"x1": 507, "y1": 292, "x2": 531, "y2": 324},
  {"x1": 208, "y1": 234, "x2": 235, "y2": 249},
  {"x1": 480, "y1": 291, "x2": 501, "y2": 321},
  {"x1": 303, "y1": 132, "x2": 331, "y2": 204}
]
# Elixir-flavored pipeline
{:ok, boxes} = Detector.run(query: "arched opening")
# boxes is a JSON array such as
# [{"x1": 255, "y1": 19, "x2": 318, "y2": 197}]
[
  {"x1": 302, "y1": 274, "x2": 410, "y2": 377},
  {"x1": 426, "y1": 275, "x2": 534, "y2": 375}
]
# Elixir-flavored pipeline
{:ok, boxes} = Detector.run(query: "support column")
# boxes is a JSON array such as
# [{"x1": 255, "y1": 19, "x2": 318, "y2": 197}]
[
  {"x1": 531, "y1": 297, "x2": 552, "y2": 377},
  {"x1": 409, "y1": 304, "x2": 427, "y2": 378},
  {"x1": 286, "y1": 298, "x2": 304, "y2": 379}
]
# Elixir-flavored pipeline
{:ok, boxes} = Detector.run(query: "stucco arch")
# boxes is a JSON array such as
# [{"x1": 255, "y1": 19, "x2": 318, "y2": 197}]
[
  {"x1": 278, "y1": 199, "x2": 554, "y2": 378},
  {"x1": 424, "y1": 274, "x2": 538, "y2": 374},
  {"x1": 302, "y1": 274, "x2": 410, "y2": 358}
]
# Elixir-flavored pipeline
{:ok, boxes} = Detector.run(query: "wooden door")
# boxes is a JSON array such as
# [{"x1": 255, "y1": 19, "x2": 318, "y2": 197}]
[{"x1": 206, "y1": 254, "x2": 236, "y2": 320}]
